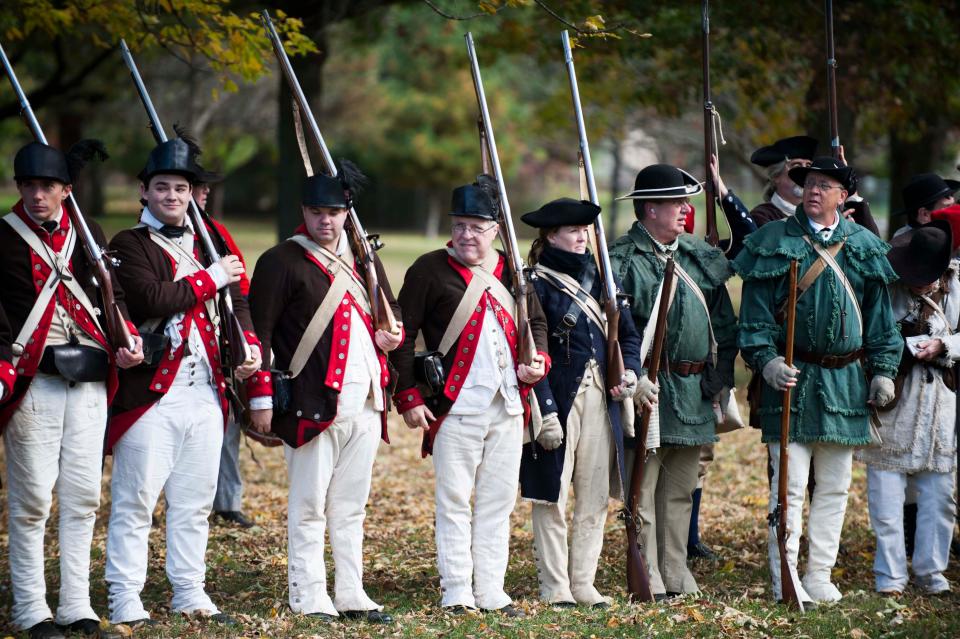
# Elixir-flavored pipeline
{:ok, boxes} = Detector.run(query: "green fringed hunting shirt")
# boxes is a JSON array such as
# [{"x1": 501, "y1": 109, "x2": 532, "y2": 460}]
[
  {"x1": 609, "y1": 223, "x2": 738, "y2": 447},
  {"x1": 733, "y1": 208, "x2": 902, "y2": 446}
]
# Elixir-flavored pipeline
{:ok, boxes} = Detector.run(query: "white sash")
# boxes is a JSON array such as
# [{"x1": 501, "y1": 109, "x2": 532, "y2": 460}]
[{"x1": 533, "y1": 263, "x2": 606, "y2": 331}]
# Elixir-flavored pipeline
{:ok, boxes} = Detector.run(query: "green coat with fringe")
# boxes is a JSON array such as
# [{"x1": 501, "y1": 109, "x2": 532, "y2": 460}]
[
  {"x1": 733, "y1": 208, "x2": 902, "y2": 446},
  {"x1": 609, "y1": 223, "x2": 738, "y2": 447}
]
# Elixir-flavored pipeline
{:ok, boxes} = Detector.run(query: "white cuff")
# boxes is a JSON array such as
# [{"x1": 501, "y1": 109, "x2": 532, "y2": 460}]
[
  {"x1": 206, "y1": 263, "x2": 229, "y2": 290},
  {"x1": 249, "y1": 396, "x2": 273, "y2": 411}
]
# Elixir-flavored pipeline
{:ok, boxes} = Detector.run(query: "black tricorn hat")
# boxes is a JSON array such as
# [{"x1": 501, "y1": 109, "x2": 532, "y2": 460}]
[
  {"x1": 193, "y1": 162, "x2": 223, "y2": 185},
  {"x1": 616, "y1": 164, "x2": 703, "y2": 201},
  {"x1": 14, "y1": 142, "x2": 71, "y2": 184},
  {"x1": 140, "y1": 138, "x2": 198, "y2": 184},
  {"x1": 302, "y1": 174, "x2": 348, "y2": 208},
  {"x1": 750, "y1": 135, "x2": 818, "y2": 168},
  {"x1": 898, "y1": 173, "x2": 960, "y2": 216},
  {"x1": 788, "y1": 156, "x2": 856, "y2": 192},
  {"x1": 887, "y1": 220, "x2": 953, "y2": 287},
  {"x1": 451, "y1": 183, "x2": 497, "y2": 220},
  {"x1": 521, "y1": 198, "x2": 600, "y2": 228}
]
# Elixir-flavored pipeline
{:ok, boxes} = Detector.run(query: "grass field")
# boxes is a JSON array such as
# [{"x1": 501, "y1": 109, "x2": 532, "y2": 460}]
[{"x1": 0, "y1": 218, "x2": 957, "y2": 638}]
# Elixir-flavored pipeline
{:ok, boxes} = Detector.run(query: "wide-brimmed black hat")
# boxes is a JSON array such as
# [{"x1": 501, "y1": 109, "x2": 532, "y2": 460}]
[
  {"x1": 750, "y1": 136, "x2": 818, "y2": 168},
  {"x1": 616, "y1": 164, "x2": 703, "y2": 201},
  {"x1": 898, "y1": 173, "x2": 960, "y2": 216},
  {"x1": 451, "y1": 183, "x2": 496, "y2": 220},
  {"x1": 788, "y1": 156, "x2": 856, "y2": 192},
  {"x1": 193, "y1": 162, "x2": 223, "y2": 185},
  {"x1": 302, "y1": 174, "x2": 348, "y2": 208},
  {"x1": 14, "y1": 142, "x2": 71, "y2": 184},
  {"x1": 887, "y1": 220, "x2": 953, "y2": 287},
  {"x1": 140, "y1": 139, "x2": 198, "y2": 184},
  {"x1": 521, "y1": 198, "x2": 600, "y2": 228}
]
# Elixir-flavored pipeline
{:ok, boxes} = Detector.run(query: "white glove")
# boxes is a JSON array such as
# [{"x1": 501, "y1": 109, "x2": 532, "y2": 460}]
[
  {"x1": 868, "y1": 376, "x2": 895, "y2": 408},
  {"x1": 536, "y1": 412, "x2": 564, "y2": 450},
  {"x1": 762, "y1": 356, "x2": 799, "y2": 391},
  {"x1": 635, "y1": 374, "x2": 658, "y2": 410},
  {"x1": 619, "y1": 369, "x2": 638, "y2": 399}
]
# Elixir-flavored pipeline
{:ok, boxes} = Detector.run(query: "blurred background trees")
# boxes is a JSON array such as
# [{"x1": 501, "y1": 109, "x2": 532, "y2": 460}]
[{"x1": 1, "y1": 0, "x2": 958, "y2": 240}]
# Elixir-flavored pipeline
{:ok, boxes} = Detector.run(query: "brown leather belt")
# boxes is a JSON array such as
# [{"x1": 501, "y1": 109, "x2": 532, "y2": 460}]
[
  {"x1": 643, "y1": 358, "x2": 706, "y2": 376},
  {"x1": 794, "y1": 348, "x2": 863, "y2": 369}
]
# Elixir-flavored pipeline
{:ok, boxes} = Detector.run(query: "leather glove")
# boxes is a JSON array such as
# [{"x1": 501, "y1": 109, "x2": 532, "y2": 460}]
[
  {"x1": 619, "y1": 369, "x2": 638, "y2": 399},
  {"x1": 536, "y1": 412, "x2": 564, "y2": 450},
  {"x1": 868, "y1": 375, "x2": 895, "y2": 408},
  {"x1": 635, "y1": 374, "x2": 659, "y2": 410},
  {"x1": 762, "y1": 356, "x2": 799, "y2": 391}
]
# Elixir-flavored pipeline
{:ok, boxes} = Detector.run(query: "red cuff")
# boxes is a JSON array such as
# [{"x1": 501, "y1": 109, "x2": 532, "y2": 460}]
[
  {"x1": 244, "y1": 330, "x2": 261, "y2": 350},
  {"x1": 187, "y1": 270, "x2": 218, "y2": 303},
  {"x1": 393, "y1": 386, "x2": 424, "y2": 413},
  {"x1": 246, "y1": 370, "x2": 273, "y2": 398},
  {"x1": 0, "y1": 359, "x2": 17, "y2": 398},
  {"x1": 125, "y1": 321, "x2": 140, "y2": 337},
  {"x1": 538, "y1": 350, "x2": 552, "y2": 375}
]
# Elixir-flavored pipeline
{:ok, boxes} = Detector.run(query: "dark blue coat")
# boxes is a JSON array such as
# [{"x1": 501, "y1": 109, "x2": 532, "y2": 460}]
[{"x1": 519, "y1": 253, "x2": 643, "y2": 503}]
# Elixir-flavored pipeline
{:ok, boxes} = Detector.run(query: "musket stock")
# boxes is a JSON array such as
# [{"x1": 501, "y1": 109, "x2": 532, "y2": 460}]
[
  {"x1": 260, "y1": 11, "x2": 398, "y2": 337},
  {"x1": 560, "y1": 30, "x2": 626, "y2": 391},
  {"x1": 623, "y1": 257, "x2": 674, "y2": 602},
  {"x1": 774, "y1": 259, "x2": 804, "y2": 611},
  {"x1": 0, "y1": 39, "x2": 134, "y2": 354}
]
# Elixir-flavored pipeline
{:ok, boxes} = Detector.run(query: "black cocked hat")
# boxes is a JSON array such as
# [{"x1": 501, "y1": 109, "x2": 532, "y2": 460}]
[
  {"x1": 616, "y1": 164, "x2": 703, "y2": 200},
  {"x1": 451, "y1": 183, "x2": 496, "y2": 220},
  {"x1": 521, "y1": 198, "x2": 600, "y2": 228},
  {"x1": 140, "y1": 139, "x2": 199, "y2": 184},
  {"x1": 788, "y1": 156, "x2": 856, "y2": 192},
  {"x1": 750, "y1": 136, "x2": 819, "y2": 168},
  {"x1": 302, "y1": 173, "x2": 348, "y2": 208},
  {"x1": 887, "y1": 220, "x2": 953, "y2": 287},
  {"x1": 898, "y1": 173, "x2": 960, "y2": 217},
  {"x1": 14, "y1": 142, "x2": 71, "y2": 184}
]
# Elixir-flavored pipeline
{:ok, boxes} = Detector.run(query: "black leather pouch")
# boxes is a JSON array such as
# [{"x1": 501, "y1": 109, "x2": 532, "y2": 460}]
[
  {"x1": 140, "y1": 332, "x2": 170, "y2": 367},
  {"x1": 414, "y1": 351, "x2": 445, "y2": 396},
  {"x1": 45, "y1": 345, "x2": 109, "y2": 382},
  {"x1": 272, "y1": 369, "x2": 293, "y2": 414}
]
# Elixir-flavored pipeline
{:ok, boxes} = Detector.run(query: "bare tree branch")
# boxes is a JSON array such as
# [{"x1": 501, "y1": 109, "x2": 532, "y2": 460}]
[{"x1": 420, "y1": 0, "x2": 503, "y2": 21}]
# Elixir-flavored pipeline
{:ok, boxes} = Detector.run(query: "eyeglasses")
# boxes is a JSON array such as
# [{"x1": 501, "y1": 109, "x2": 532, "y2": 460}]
[
  {"x1": 452, "y1": 222, "x2": 498, "y2": 236},
  {"x1": 804, "y1": 178, "x2": 844, "y2": 192}
]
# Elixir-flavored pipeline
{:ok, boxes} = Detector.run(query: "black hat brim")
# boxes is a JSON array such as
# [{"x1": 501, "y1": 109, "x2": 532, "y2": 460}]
[
  {"x1": 894, "y1": 178, "x2": 960, "y2": 217},
  {"x1": 788, "y1": 165, "x2": 854, "y2": 192},
  {"x1": 520, "y1": 198, "x2": 601, "y2": 228},
  {"x1": 887, "y1": 219, "x2": 953, "y2": 286}
]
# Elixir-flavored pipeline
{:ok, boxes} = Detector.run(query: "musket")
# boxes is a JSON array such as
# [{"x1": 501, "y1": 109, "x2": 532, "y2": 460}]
[
  {"x1": 465, "y1": 32, "x2": 537, "y2": 366},
  {"x1": 0, "y1": 40, "x2": 135, "y2": 353},
  {"x1": 118, "y1": 40, "x2": 252, "y2": 392},
  {"x1": 560, "y1": 30, "x2": 625, "y2": 393},
  {"x1": 825, "y1": 0, "x2": 840, "y2": 160},
  {"x1": 260, "y1": 11, "x2": 398, "y2": 336},
  {"x1": 623, "y1": 257, "x2": 674, "y2": 603},
  {"x1": 770, "y1": 259, "x2": 804, "y2": 611},
  {"x1": 701, "y1": 0, "x2": 719, "y2": 247}
]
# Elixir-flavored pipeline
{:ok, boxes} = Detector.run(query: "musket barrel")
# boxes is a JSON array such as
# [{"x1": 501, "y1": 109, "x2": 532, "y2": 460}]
[{"x1": 464, "y1": 32, "x2": 523, "y2": 273}]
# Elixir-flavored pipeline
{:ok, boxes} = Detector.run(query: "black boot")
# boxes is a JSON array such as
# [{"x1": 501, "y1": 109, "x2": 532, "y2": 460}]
[
  {"x1": 904, "y1": 502, "x2": 918, "y2": 558},
  {"x1": 687, "y1": 488, "x2": 718, "y2": 561}
]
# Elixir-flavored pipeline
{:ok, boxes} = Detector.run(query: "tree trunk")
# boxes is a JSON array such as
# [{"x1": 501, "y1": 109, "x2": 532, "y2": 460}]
[
  {"x1": 887, "y1": 123, "x2": 947, "y2": 236},
  {"x1": 276, "y1": 30, "x2": 328, "y2": 240},
  {"x1": 608, "y1": 137, "x2": 623, "y2": 239},
  {"x1": 57, "y1": 110, "x2": 105, "y2": 218},
  {"x1": 424, "y1": 189, "x2": 443, "y2": 239}
]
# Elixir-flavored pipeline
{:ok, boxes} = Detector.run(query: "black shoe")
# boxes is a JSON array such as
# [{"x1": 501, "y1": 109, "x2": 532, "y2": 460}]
[
  {"x1": 550, "y1": 601, "x2": 577, "y2": 609},
  {"x1": 774, "y1": 599, "x2": 816, "y2": 611},
  {"x1": 341, "y1": 610, "x2": 394, "y2": 624},
  {"x1": 483, "y1": 604, "x2": 526, "y2": 618},
  {"x1": 116, "y1": 618, "x2": 158, "y2": 630},
  {"x1": 687, "y1": 541, "x2": 719, "y2": 561},
  {"x1": 215, "y1": 510, "x2": 255, "y2": 528},
  {"x1": 208, "y1": 613, "x2": 239, "y2": 626},
  {"x1": 591, "y1": 601, "x2": 610, "y2": 610},
  {"x1": 441, "y1": 605, "x2": 474, "y2": 616},
  {"x1": 57, "y1": 618, "x2": 100, "y2": 635},
  {"x1": 306, "y1": 612, "x2": 337, "y2": 622},
  {"x1": 28, "y1": 621, "x2": 65, "y2": 639},
  {"x1": 951, "y1": 535, "x2": 959, "y2": 558}
]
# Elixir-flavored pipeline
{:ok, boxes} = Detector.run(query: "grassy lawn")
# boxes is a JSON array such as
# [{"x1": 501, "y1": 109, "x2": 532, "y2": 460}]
[{"x1": 0, "y1": 218, "x2": 957, "y2": 638}]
